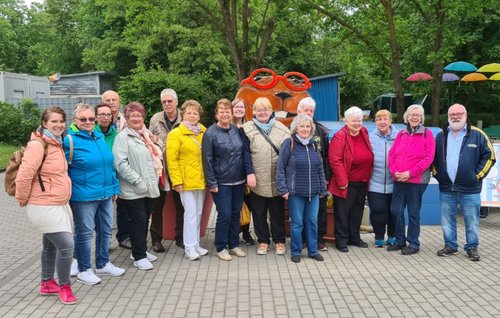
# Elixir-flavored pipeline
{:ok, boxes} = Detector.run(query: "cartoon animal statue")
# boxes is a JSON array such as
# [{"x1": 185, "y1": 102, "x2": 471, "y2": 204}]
[{"x1": 235, "y1": 68, "x2": 311, "y2": 127}]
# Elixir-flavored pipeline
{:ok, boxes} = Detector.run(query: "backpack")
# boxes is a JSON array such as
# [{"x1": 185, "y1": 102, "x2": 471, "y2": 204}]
[{"x1": 4, "y1": 138, "x2": 48, "y2": 196}]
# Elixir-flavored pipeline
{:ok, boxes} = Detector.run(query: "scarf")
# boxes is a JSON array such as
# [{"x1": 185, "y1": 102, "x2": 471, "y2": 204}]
[
  {"x1": 182, "y1": 121, "x2": 201, "y2": 135},
  {"x1": 132, "y1": 125, "x2": 165, "y2": 186},
  {"x1": 253, "y1": 116, "x2": 275, "y2": 134},
  {"x1": 295, "y1": 134, "x2": 311, "y2": 146},
  {"x1": 42, "y1": 128, "x2": 63, "y2": 144}
]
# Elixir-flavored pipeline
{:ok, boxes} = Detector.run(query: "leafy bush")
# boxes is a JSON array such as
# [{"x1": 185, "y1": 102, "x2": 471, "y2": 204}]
[{"x1": 0, "y1": 99, "x2": 41, "y2": 145}]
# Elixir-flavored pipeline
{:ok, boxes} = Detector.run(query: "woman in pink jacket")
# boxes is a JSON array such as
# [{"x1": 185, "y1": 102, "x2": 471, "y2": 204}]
[
  {"x1": 387, "y1": 104, "x2": 435, "y2": 255},
  {"x1": 15, "y1": 106, "x2": 76, "y2": 304}
]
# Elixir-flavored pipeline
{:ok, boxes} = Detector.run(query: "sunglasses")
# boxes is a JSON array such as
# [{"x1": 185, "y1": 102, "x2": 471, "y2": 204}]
[
  {"x1": 241, "y1": 68, "x2": 311, "y2": 91},
  {"x1": 77, "y1": 117, "x2": 96, "y2": 123}
]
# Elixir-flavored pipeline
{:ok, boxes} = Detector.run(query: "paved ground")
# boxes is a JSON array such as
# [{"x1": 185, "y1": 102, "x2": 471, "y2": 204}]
[{"x1": 1, "y1": 172, "x2": 500, "y2": 318}]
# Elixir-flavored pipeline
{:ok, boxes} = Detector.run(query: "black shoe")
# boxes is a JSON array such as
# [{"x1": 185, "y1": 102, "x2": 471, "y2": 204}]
[
  {"x1": 309, "y1": 254, "x2": 324, "y2": 261},
  {"x1": 175, "y1": 241, "x2": 185, "y2": 249},
  {"x1": 467, "y1": 247, "x2": 480, "y2": 261},
  {"x1": 318, "y1": 243, "x2": 328, "y2": 251},
  {"x1": 348, "y1": 240, "x2": 368, "y2": 248},
  {"x1": 437, "y1": 246, "x2": 458, "y2": 257},
  {"x1": 480, "y1": 207, "x2": 489, "y2": 218},
  {"x1": 242, "y1": 232, "x2": 255, "y2": 246},
  {"x1": 291, "y1": 255, "x2": 301, "y2": 263},
  {"x1": 387, "y1": 245, "x2": 404, "y2": 252},
  {"x1": 336, "y1": 245, "x2": 349, "y2": 253},
  {"x1": 118, "y1": 238, "x2": 132, "y2": 250},
  {"x1": 401, "y1": 247, "x2": 419, "y2": 255},
  {"x1": 152, "y1": 241, "x2": 165, "y2": 253}
]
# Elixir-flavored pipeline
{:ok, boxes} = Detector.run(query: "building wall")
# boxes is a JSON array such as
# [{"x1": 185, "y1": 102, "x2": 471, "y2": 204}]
[
  {"x1": 308, "y1": 76, "x2": 340, "y2": 121},
  {"x1": 50, "y1": 74, "x2": 100, "y2": 95},
  {"x1": 0, "y1": 72, "x2": 50, "y2": 101}
]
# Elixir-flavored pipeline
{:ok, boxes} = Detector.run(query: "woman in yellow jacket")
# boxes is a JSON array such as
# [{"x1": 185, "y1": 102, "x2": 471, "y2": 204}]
[{"x1": 167, "y1": 100, "x2": 207, "y2": 261}]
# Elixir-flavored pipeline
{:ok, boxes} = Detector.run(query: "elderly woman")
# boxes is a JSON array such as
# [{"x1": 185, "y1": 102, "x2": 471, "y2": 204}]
[
  {"x1": 167, "y1": 100, "x2": 208, "y2": 261},
  {"x1": 203, "y1": 98, "x2": 252, "y2": 261},
  {"x1": 388, "y1": 104, "x2": 435, "y2": 255},
  {"x1": 242, "y1": 97, "x2": 290, "y2": 255},
  {"x1": 232, "y1": 98, "x2": 255, "y2": 246},
  {"x1": 94, "y1": 103, "x2": 118, "y2": 150},
  {"x1": 328, "y1": 106, "x2": 374, "y2": 253},
  {"x1": 368, "y1": 110, "x2": 398, "y2": 248},
  {"x1": 113, "y1": 102, "x2": 162, "y2": 270},
  {"x1": 15, "y1": 107, "x2": 76, "y2": 304},
  {"x1": 276, "y1": 114, "x2": 327, "y2": 263},
  {"x1": 65, "y1": 103, "x2": 123, "y2": 285}
]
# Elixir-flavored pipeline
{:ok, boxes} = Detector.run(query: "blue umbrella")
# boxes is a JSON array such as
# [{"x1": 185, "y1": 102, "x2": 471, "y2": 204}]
[{"x1": 444, "y1": 61, "x2": 477, "y2": 72}]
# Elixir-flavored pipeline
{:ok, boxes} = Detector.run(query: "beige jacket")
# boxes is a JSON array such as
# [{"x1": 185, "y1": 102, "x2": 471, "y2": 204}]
[{"x1": 243, "y1": 120, "x2": 290, "y2": 197}]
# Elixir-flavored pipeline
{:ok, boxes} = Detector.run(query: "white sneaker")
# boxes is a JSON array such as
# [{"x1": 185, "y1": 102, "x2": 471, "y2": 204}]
[
  {"x1": 185, "y1": 249, "x2": 200, "y2": 261},
  {"x1": 96, "y1": 262, "x2": 125, "y2": 276},
  {"x1": 70, "y1": 259, "x2": 78, "y2": 277},
  {"x1": 217, "y1": 249, "x2": 233, "y2": 261},
  {"x1": 229, "y1": 247, "x2": 247, "y2": 257},
  {"x1": 195, "y1": 246, "x2": 208, "y2": 256},
  {"x1": 77, "y1": 269, "x2": 101, "y2": 285},
  {"x1": 129, "y1": 251, "x2": 157, "y2": 262},
  {"x1": 133, "y1": 258, "x2": 153, "y2": 271}
]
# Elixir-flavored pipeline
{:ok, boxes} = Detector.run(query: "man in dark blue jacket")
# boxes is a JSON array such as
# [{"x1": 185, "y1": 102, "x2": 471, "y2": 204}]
[{"x1": 433, "y1": 104, "x2": 495, "y2": 261}]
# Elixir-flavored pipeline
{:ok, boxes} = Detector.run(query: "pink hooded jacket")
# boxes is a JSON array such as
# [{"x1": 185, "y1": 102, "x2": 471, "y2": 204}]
[
  {"x1": 388, "y1": 126, "x2": 435, "y2": 184},
  {"x1": 15, "y1": 132, "x2": 72, "y2": 206}
]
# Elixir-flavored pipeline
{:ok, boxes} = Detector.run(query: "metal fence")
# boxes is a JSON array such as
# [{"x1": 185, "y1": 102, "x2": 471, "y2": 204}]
[{"x1": 5, "y1": 97, "x2": 102, "y2": 124}]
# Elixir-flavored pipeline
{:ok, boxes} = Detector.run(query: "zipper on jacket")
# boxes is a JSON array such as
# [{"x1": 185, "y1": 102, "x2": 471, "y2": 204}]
[
  {"x1": 306, "y1": 145, "x2": 312, "y2": 201},
  {"x1": 384, "y1": 140, "x2": 387, "y2": 193}
]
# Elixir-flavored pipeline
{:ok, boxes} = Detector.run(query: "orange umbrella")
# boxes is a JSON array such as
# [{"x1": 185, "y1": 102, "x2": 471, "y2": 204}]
[
  {"x1": 461, "y1": 73, "x2": 488, "y2": 82},
  {"x1": 489, "y1": 73, "x2": 500, "y2": 81}
]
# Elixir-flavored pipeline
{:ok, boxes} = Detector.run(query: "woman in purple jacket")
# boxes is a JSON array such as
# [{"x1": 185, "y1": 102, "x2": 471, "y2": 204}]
[{"x1": 388, "y1": 104, "x2": 435, "y2": 255}]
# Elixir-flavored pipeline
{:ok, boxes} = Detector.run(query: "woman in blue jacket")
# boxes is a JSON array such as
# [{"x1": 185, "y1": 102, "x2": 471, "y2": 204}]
[
  {"x1": 276, "y1": 114, "x2": 327, "y2": 263},
  {"x1": 368, "y1": 110, "x2": 398, "y2": 248},
  {"x1": 65, "y1": 103, "x2": 122, "y2": 286}
]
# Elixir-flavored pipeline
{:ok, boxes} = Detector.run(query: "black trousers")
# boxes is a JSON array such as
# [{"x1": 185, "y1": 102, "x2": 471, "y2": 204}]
[
  {"x1": 333, "y1": 182, "x2": 367, "y2": 247},
  {"x1": 367, "y1": 192, "x2": 395, "y2": 240},
  {"x1": 150, "y1": 189, "x2": 166, "y2": 243},
  {"x1": 248, "y1": 192, "x2": 285, "y2": 244},
  {"x1": 302, "y1": 196, "x2": 327, "y2": 244},
  {"x1": 172, "y1": 189, "x2": 185, "y2": 245},
  {"x1": 117, "y1": 197, "x2": 154, "y2": 261}
]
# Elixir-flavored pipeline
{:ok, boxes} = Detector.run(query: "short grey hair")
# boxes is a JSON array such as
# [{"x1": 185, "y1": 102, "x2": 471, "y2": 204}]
[
  {"x1": 73, "y1": 103, "x2": 94, "y2": 117},
  {"x1": 344, "y1": 106, "x2": 363, "y2": 120},
  {"x1": 297, "y1": 97, "x2": 316, "y2": 113},
  {"x1": 290, "y1": 114, "x2": 315, "y2": 138},
  {"x1": 160, "y1": 88, "x2": 178, "y2": 100},
  {"x1": 403, "y1": 104, "x2": 425, "y2": 124}
]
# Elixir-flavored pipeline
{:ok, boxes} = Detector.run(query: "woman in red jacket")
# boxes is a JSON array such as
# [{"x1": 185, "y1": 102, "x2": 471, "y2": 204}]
[
  {"x1": 15, "y1": 106, "x2": 76, "y2": 304},
  {"x1": 328, "y1": 106, "x2": 374, "y2": 252}
]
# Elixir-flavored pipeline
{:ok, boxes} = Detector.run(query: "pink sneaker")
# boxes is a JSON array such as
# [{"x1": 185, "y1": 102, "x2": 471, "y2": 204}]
[
  {"x1": 58, "y1": 285, "x2": 77, "y2": 305},
  {"x1": 40, "y1": 279, "x2": 59, "y2": 295}
]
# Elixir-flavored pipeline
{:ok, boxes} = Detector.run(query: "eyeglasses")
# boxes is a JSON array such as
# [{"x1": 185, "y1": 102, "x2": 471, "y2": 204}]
[
  {"x1": 77, "y1": 117, "x2": 96, "y2": 123},
  {"x1": 241, "y1": 68, "x2": 311, "y2": 91},
  {"x1": 233, "y1": 105, "x2": 245, "y2": 109},
  {"x1": 254, "y1": 108, "x2": 271, "y2": 113},
  {"x1": 448, "y1": 112, "x2": 465, "y2": 117},
  {"x1": 162, "y1": 99, "x2": 175, "y2": 104},
  {"x1": 408, "y1": 113, "x2": 421, "y2": 118},
  {"x1": 128, "y1": 114, "x2": 143, "y2": 119},
  {"x1": 97, "y1": 113, "x2": 112, "y2": 118}
]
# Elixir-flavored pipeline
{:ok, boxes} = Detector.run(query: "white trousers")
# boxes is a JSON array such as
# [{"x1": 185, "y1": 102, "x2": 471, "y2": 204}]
[{"x1": 180, "y1": 190, "x2": 206, "y2": 251}]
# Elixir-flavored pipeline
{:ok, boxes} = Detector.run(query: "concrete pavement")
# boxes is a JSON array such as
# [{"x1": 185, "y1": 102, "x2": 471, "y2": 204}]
[{"x1": 1, "y1": 172, "x2": 500, "y2": 318}]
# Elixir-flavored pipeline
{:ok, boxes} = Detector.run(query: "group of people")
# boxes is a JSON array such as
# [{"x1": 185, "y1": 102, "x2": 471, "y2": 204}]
[{"x1": 14, "y1": 85, "x2": 495, "y2": 305}]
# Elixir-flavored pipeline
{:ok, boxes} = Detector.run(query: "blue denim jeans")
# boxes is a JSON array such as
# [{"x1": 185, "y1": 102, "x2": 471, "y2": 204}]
[
  {"x1": 440, "y1": 191, "x2": 480, "y2": 251},
  {"x1": 71, "y1": 198, "x2": 113, "y2": 271},
  {"x1": 391, "y1": 182, "x2": 427, "y2": 249},
  {"x1": 212, "y1": 184, "x2": 245, "y2": 252},
  {"x1": 289, "y1": 195, "x2": 319, "y2": 257}
]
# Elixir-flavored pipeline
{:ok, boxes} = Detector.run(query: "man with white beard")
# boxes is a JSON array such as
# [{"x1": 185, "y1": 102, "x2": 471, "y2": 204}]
[{"x1": 432, "y1": 103, "x2": 495, "y2": 261}]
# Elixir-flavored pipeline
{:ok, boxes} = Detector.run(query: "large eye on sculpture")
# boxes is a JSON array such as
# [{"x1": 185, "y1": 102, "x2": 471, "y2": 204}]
[
  {"x1": 282, "y1": 72, "x2": 311, "y2": 91},
  {"x1": 241, "y1": 68, "x2": 278, "y2": 90}
]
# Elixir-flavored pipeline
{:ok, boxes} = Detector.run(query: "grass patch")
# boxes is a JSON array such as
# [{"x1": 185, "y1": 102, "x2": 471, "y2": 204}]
[{"x1": 0, "y1": 144, "x2": 20, "y2": 170}]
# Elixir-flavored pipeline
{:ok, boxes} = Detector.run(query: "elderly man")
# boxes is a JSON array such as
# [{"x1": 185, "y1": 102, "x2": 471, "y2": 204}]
[
  {"x1": 102, "y1": 90, "x2": 125, "y2": 131},
  {"x1": 149, "y1": 88, "x2": 184, "y2": 251},
  {"x1": 433, "y1": 103, "x2": 495, "y2": 261},
  {"x1": 296, "y1": 97, "x2": 331, "y2": 251}
]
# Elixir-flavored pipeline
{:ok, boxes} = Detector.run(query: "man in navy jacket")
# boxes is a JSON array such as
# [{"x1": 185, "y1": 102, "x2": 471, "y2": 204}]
[{"x1": 433, "y1": 103, "x2": 495, "y2": 261}]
